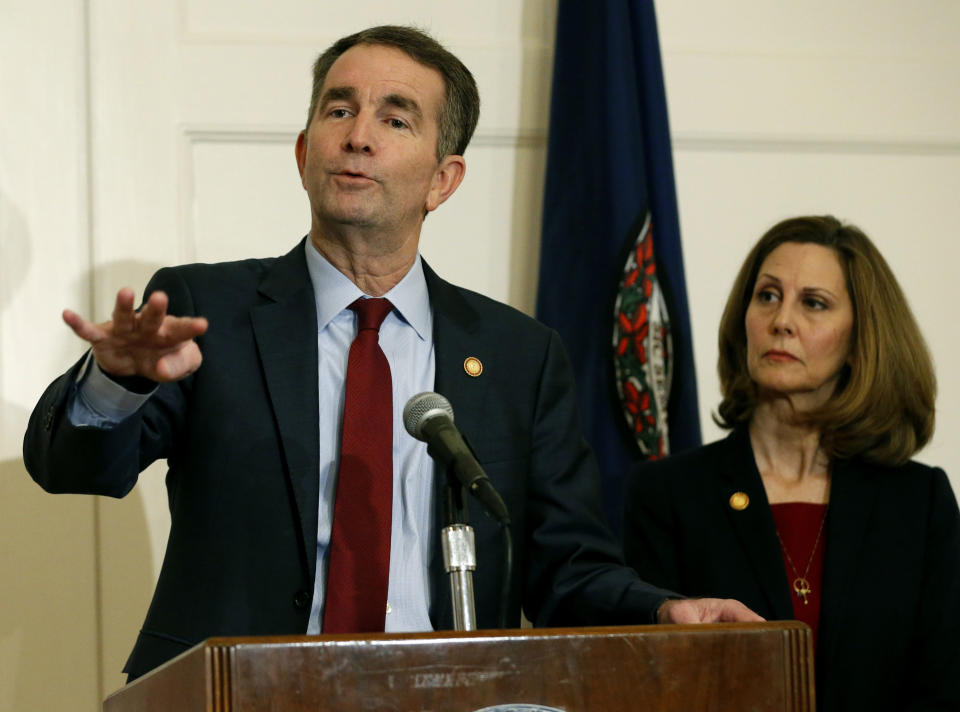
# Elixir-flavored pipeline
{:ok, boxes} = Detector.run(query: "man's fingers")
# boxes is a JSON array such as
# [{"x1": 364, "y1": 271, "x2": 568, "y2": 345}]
[
  {"x1": 138, "y1": 291, "x2": 170, "y2": 333},
  {"x1": 62, "y1": 309, "x2": 106, "y2": 343},
  {"x1": 693, "y1": 598, "x2": 765, "y2": 623},
  {"x1": 111, "y1": 288, "x2": 138, "y2": 332},
  {"x1": 154, "y1": 341, "x2": 203, "y2": 382},
  {"x1": 658, "y1": 600, "x2": 699, "y2": 624},
  {"x1": 158, "y1": 315, "x2": 209, "y2": 344},
  {"x1": 716, "y1": 599, "x2": 765, "y2": 623},
  {"x1": 658, "y1": 598, "x2": 765, "y2": 624},
  {"x1": 63, "y1": 291, "x2": 208, "y2": 383}
]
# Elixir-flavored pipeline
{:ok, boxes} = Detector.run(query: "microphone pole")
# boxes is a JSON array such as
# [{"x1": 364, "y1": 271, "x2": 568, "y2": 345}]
[
  {"x1": 404, "y1": 391, "x2": 513, "y2": 631},
  {"x1": 441, "y1": 478, "x2": 477, "y2": 631}
]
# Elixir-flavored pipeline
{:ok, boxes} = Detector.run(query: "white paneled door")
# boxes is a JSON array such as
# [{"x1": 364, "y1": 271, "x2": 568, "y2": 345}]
[{"x1": 85, "y1": 0, "x2": 554, "y2": 700}]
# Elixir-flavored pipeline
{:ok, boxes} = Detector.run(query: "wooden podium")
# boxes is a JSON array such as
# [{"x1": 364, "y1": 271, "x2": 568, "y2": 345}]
[{"x1": 104, "y1": 621, "x2": 814, "y2": 711}]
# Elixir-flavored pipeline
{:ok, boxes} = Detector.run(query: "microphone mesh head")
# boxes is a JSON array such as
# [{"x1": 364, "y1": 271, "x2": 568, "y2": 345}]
[{"x1": 403, "y1": 392, "x2": 454, "y2": 440}]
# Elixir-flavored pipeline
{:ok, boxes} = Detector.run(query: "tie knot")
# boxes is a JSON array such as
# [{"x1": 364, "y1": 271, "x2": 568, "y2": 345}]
[{"x1": 350, "y1": 297, "x2": 393, "y2": 332}]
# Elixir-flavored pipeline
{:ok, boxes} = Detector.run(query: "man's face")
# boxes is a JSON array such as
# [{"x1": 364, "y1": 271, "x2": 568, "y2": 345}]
[{"x1": 295, "y1": 43, "x2": 463, "y2": 241}]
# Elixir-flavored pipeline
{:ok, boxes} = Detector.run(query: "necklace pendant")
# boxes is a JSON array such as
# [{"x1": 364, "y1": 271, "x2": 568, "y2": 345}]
[{"x1": 793, "y1": 577, "x2": 811, "y2": 605}]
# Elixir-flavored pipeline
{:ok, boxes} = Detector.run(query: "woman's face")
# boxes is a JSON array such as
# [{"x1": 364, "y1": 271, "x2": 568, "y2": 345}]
[{"x1": 745, "y1": 242, "x2": 854, "y2": 409}]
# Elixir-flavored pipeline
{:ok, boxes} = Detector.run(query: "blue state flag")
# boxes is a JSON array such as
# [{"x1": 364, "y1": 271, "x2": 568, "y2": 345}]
[{"x1": 536, "y1": 0, "x2": 701, "y2": 533}]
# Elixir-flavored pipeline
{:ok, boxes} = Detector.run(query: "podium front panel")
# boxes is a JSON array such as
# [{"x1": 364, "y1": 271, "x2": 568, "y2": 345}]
[{"x1": 105, "y1": 622, "x2": 813, "y2": 711}]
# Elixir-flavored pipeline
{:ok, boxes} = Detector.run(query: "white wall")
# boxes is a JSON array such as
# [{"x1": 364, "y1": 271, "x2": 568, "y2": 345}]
[
  {"x1": 1, "y1": 2, "x2": 957, "y2": 710},
  {"x1": 1, "y1": 2, "x2": 101, "y2": 711},
  {"x1": 656, "y1": 2, "x2": 960, "y2": 478}
]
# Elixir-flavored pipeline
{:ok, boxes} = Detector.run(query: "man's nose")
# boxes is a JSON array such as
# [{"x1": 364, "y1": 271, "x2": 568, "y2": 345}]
[{"x1": 342, "y1": 114, "x2": 375, "y2": 154}]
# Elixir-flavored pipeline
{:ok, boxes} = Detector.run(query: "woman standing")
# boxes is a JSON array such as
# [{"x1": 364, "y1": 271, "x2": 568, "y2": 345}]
[{"x1": 624, "y1": 215, "x2": 959, "y2": 711}]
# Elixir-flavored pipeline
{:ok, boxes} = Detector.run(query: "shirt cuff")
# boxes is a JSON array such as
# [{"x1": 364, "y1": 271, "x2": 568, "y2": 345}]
[{"x1": 68, "y1": 353, "x2": 156, "y2": 426}]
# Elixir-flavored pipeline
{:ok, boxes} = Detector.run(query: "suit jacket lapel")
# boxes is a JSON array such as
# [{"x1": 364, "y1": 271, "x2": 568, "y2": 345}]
[
  {"x1": 819, "y1": 458, "x2": 878, "y2": 668},
  {"x1": 425, "y1": 261, "x2": 485, "y2": 433},
  {"x1": 250, "y1": 238, "x2": 320, "y2": 583},
  {"x1": 422, "y1": 261, "x2": 485, "y2": 628},
  {"x1": 718, "y1": 429, "x2": 796, "y2": 620}
]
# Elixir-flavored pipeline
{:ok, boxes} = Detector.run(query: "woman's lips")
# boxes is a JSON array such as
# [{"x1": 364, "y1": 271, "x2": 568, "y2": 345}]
[{"x1": 763, "y1": 350, "x2": 799, "y2": 362}]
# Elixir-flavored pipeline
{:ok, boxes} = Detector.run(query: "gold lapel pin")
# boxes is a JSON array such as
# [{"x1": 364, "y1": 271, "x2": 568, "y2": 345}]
[
  {"x1": 729, "y1": 491, "x2": 750, "y2": 511},
  {"x1": 463, "y1": 356, "x2": 483, "y2": 377}
]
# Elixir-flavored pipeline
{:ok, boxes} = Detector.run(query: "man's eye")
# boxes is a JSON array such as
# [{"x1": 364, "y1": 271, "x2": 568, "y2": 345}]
[
  {"x1": 329, "y1": 108, "x2": 351, "y2": 118},
  {"x1": 388, "y1": 118, "x2": 408, "y2": 130}
]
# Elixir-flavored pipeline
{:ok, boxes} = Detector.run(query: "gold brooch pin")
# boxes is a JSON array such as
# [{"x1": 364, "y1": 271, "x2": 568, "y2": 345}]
[
  {"x1": 463, "y1": 356, "x2": 483, "y2": 377},
  {"x1": 729, "y1": 491, "x2": 750, "y2": 511}
]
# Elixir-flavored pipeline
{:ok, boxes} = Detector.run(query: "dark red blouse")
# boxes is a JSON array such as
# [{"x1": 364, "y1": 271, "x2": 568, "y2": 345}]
[{"x1": 770, "y1": 502, "x2": 828, "y2": 648}]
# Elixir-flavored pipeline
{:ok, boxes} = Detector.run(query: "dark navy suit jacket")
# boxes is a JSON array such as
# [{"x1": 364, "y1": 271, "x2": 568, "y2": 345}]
[
  {"x1": 624, "y1": 428, "x2": 960, "y2": 712},
  {"x1": 25, "y1": 239, "x2": 668, "y2": 679}
]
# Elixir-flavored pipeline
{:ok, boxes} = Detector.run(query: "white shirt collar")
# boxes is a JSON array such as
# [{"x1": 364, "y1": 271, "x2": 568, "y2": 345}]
[{"x1": 303, "y1": 238, "x2": 431, "y2": 340}]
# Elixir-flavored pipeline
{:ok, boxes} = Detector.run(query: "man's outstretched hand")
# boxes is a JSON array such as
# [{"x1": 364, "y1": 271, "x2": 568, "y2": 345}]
[
  {"x1": 657, "y1": 598, "x2": 765, "y2": 624},
  {"x1": 63, "y1": 288, "x2": 208, "y2": 383}
]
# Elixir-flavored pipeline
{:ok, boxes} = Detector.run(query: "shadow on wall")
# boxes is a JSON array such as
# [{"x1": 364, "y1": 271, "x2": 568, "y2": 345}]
[
  {"x1": 0, "y1": 180, "x2": 107, "y2": 711},
  {"x1": 0, "y1": 182, "x2": 161, "y2": 711},
  {"x1": 0, "y1": 421, "x2": 96, "y2": 712},
  {"x1": 1, "y1": 406, "x2": 160, "y2": 710},
  {"x1": 96, "y1": 462, "x2": 169, "y2": 697},
  {"x1": 71, "y1": 260, "x2": 173, "y2": 698},
  {"x1": 90, "y1": 259, "x2": 178, "y2": 315}
]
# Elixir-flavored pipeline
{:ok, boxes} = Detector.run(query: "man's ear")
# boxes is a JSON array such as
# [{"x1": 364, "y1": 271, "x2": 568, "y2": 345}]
[
  {"x1": 295, "y1": 130, "x2": 308, "y2": 183},
  {"x1": 425, "y1": 155, "x2": 467, "y2": 213}
]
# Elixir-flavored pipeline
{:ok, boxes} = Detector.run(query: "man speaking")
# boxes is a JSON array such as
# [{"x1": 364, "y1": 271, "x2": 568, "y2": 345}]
[{"x1": 24, "y1": 25, "x2": 758, "y2": 680}]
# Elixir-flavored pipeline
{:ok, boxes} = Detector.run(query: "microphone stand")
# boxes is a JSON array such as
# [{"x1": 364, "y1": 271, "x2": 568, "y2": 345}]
[{"x1": 441, "y1": 469, "x2": 477, "y2": 631}]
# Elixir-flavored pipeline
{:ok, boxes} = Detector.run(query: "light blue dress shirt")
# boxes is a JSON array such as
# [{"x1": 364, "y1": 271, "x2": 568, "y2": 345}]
[
  {"x1": 69, "y1": 240, "x2": 437, "y2": 633},
  {"x1": 304, "y1": 241, "x2": 436, "y2": 633}
]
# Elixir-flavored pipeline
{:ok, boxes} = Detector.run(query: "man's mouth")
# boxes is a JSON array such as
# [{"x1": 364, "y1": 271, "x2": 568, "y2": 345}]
[{"x1": 336, "y1": 169, "x2": 374, "y2": 180}]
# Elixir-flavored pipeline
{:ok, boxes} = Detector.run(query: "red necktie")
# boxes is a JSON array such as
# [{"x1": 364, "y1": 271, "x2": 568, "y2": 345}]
[{"x1": 323, "y1": 297, "x2": 394, "y2": 633}]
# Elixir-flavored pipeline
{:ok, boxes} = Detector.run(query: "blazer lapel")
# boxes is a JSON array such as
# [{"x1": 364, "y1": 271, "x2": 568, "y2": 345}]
[
  {"x1": 819, "y1": 458, "x2": 878, "y2": 669},
  {"x1": 718, "y1": 429, "x2": 796, "y2": 620},
  {"x1": 422, "y1": 261, "x2": 485, "y2": 628},
  {"x1": 424, "y1": 261, "x2": 485, "y2": 435},
  {"x1": 250, "y1": 239, "x2": 321, "y2": 583}
]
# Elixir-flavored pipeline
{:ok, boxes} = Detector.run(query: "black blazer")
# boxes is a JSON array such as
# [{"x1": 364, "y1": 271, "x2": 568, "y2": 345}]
[
  {"x1": 623, "y1": 428, "x2": 960, "y2": 711},
  {"x1": 25, "y1": 239, "x2": 668, "y2": 678}
]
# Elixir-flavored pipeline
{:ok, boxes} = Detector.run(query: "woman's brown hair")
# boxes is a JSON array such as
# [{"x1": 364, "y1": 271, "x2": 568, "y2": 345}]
[{"x1": 716, "y1": 215, "x2": 935, "y2": 465}]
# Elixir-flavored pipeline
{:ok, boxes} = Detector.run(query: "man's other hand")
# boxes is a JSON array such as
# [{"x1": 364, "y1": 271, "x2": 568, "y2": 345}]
[
  {"x1": 62, "y1": 288, "x2": 208, "y2": 383},
  {"x1": 657, "y1": 598, "x2": 765, "y2": 624}
]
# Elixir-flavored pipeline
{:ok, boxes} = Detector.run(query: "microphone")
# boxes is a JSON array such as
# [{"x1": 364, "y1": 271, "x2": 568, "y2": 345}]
[{"x1": 403, "y1": 392, "x2": 510, "y2": 524}]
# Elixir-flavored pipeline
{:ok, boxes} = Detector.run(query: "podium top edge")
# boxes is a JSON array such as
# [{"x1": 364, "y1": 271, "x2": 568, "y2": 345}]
[{"x1": 198, "y1": 620, "x2": 807, "y2": 648}]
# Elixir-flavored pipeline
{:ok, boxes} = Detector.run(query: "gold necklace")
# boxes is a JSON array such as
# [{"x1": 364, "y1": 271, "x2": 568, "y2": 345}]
[{"x1": 775, "y1": 508, "x2": 827, "y2": 605}]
